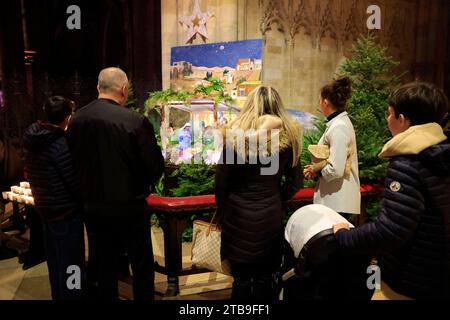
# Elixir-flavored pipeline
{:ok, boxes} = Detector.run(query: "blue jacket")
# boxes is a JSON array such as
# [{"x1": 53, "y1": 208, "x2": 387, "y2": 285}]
[
  {"x1": 23, "y1": 122, "x2": 82, "y2": 222},
  {"x1": 336, "y1": 124, "x2": 450, "y2": 299}
]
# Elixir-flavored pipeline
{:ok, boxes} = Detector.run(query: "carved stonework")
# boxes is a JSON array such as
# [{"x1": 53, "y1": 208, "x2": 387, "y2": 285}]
[
  {"x1": 385, "y1": 1, "x2": 417, "y2": 56},
  {"x1": 291, "y1": 0, "x2": 315, "y2": 47},
  {"x1": 317, "y1": 0, "x2": 339, "y2": 50},
  {"x1": 260, "y1": 0, "x2": 284, "y2": 36},
  {"x1": 258, "y1": 0, "x2": 420, "y2": 53},
  {"x1": 385, "y1": 3, "x2": 403, "y2": 51},
  {"x1": 344, "y1": 0, "x2": 362, "y2": 42},
  {"x1": 260, "y1": 0, "x2": 316, "y2": 47}
]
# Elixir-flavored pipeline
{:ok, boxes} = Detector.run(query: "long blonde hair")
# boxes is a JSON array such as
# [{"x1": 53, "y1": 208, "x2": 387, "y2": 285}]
[{"x1": 230, "y1": 86, "x2": 302, "y2": 166}]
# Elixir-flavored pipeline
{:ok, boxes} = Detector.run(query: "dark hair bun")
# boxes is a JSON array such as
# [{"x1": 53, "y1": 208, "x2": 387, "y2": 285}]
[
  {"x1": 333, "y1": 77, "x2": 352, "y2": 102},
  {"x1": 320, "y1": 77, "x2": 353, "y2": 111}
]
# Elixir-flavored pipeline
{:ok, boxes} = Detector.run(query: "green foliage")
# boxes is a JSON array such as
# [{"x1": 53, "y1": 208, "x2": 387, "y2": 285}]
[
  {"x1": 195, "y1": 77, "x2": 224, "y2": 96},
  {"x1": 301, "y1": 118, "x2": 326, "y2": 188},
  {"x1": 337, "y1": 34, "x2": 403, "y2": 182},
  {"x1": 142, "y1": 89, "x2": 194, "y2": 147},
  {"x1": 151, "y1": 214, "x2": 160, "y2": 228},
  {"x1": 168, "y1": 162, "x2": 216, "y2": 242},
  {"x1": 194, "y1": 77, "x2": 235, "y2": 108},
  {"x1": 126, "y1": 82, "x2": 163, "y2": 147},
  {"x1": 169, "y1": 162, "x2": 216, "y2": 197},
  {"x1": 181, "y1": 211, "x2": 216, "y2": 242},
  {"x1": 131, "y1": 105, "x2": 162, "y2": 147},
  {"x1": 144, "y1": 89, "x2": 193, "y2": 116},
  {"x1": 365, "y1": 199, "x2": 383, "y2": 222},
  {"x1": 154, "y1": 176, "x2": 165, "y2": 196},
  {"x1": 182, "y1": 227, "x2": 193, "y2": 243},
  {"x1": 125, "y1": 81, "x2": 137, "y2": 109},
  {"x1": 145, "y1": 78, "x2": 235, "y2": 129}
]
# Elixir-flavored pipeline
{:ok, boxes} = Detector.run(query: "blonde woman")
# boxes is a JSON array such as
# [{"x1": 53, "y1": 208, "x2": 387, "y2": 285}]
[{"x1": 215, "y1": 86, "x2": 303, "y2": 301}]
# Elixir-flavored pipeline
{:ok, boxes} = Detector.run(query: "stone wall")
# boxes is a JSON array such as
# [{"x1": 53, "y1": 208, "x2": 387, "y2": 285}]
[
  {"x1": 161, "y1": 0, "x2": 262, "y2": 90},
  {"x1": 161, "y1": 0, "x2": 449, "y2": 115}
]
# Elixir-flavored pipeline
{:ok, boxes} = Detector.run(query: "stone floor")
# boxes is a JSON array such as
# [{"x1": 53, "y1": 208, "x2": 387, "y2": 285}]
[
  {"x1": 1, "y1": 203, "x2": 385, "y2": 300},
  {"x1": 0, "y1": 226, "x2": 233, "y2": 300}
]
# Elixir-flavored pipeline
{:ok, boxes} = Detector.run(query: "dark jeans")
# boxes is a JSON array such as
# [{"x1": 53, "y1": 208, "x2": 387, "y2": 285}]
[
  {"x1": 43, "y1": 215, "x2": 85, "y2": 300},
  {"x1": 85, "y1": 211, "x2": 154, "y2": 300}
]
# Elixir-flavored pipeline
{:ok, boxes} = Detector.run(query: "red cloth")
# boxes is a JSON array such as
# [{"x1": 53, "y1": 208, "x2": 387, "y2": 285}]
[{"x1": 146, "y1": 184, "x2": 383, "y2": 211}]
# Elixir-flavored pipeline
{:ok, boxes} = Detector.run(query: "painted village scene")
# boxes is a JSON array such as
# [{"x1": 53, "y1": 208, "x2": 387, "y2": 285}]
[
  {"x1": 1, "y1": 0, "x2": 449, "y2": 303},
  {"x1": 160, "y1": 39, "x2": 314, "y2": 165}
]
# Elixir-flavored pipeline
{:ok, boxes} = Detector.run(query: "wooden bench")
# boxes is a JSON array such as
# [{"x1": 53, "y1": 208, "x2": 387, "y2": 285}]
[{"x1": 146, "y1": 184, "x2": 384, "y2": 296}]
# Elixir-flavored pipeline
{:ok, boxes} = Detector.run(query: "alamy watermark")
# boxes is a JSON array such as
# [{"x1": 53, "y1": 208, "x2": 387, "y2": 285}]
[
  {"x1": 367, "y1": 265, "x2": 381, "y2": 290},
  {"x1": 367, "y1": 5, "x2": 382, "y2": 30},
  {"x1": 66, "y1": 265, "x2": 82, "y2": 290},
  {"x1": 66, "y1": 5, "x2": 382, "y2": 31},
  {"x1": 66, "y1": 5, "x2": 81, "y2": 30},
  {"x1": 165, "y1": 128, "x2": 281, "y2": 176}
]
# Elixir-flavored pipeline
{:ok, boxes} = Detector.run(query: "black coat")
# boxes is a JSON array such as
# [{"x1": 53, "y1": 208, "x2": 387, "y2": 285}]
[
  {"x1": 216, "y1": 145, "x2": 303, "y2": 267},
  {"x1": 67, "y1": 99, "x2": 164, "y2": 217},
  {"x1": 23, "y1": 122, "x2": 81, "y2": 222},
  {"x1": 336, "y1": 138, "x2": 450, "y2": 299}
]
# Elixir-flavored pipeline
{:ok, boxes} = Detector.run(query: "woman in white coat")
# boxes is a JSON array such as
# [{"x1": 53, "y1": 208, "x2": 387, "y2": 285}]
[{"x1": 304, "y1": 77, "x2": 361, "y2": 218}]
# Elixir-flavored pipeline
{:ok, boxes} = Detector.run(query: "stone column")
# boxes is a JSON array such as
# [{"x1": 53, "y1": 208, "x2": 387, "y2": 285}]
[
  {"x1": 161, "y1": 0, "x2": 179, "y2": 89},
  {"x1": 217, "y1": 0, "x2": 238, "y2": 42}
]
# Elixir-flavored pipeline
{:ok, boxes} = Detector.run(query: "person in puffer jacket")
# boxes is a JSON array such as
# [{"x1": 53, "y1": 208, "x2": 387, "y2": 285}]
[
  {"x1": 216, "y1": 86, "x2": 303, "y2": 301},
  {"x1": 23, "y1": 96, "x2": 84, "y2": 300},
  {"x1": 333, "y1": 82, "x2": 450, "y2": 300}
]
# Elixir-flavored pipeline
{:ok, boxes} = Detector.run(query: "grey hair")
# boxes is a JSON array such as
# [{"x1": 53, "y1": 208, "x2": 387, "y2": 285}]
[{"x1": 98, "y1": 67, "x2": 128, "y2": 93}]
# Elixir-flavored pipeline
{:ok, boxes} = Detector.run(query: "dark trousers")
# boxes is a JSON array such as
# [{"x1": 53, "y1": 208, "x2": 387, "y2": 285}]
[
  {"x1": 26, "y1": 207, "x2": 45, "y2": 257},
  {"x1": 230, "y1": 261, "x2": 281, "y2": 302},
  {"x1": 43, "y1": 215, "x2": 85, "y2": 300},
  {"x1": 85, "y1": 211, "x2": 154, "y2": 300},
  {"x1": 84, "y1": 228, "x2": 130, "y2": 298}
]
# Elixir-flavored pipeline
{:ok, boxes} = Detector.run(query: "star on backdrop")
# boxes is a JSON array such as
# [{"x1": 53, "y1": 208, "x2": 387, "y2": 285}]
[{"x1": 179, "y1": 0, "x2": 213, "y2": 44}]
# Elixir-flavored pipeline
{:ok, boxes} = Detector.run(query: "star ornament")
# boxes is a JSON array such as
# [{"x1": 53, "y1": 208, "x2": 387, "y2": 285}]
[
  {"x1": 179, "y1": 0, "x2": 213, "y2": 44},
  {"x1": 192, "y1": 16, "x2": 201, "y2": 27}
]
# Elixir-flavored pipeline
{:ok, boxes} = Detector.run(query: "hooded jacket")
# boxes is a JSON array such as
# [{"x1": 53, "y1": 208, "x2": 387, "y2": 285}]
[
  {"x1": 23, "y1": 122, "x2": 82, "y2": 222},
  {"x1": 335, "y1": 123, "x2": 450, "y2": 299},
  {"x1": 215, "y1": 115, "x2": 303, "y2": 267}
]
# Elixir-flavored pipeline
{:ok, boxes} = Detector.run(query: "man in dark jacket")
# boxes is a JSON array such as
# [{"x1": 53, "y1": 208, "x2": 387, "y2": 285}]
[
  {"x1": 67, "y1": 67, "x2": 164, "y2": 300},
  {"x1": 23, "y1": 96, "x2": 84, "y2": 300},
  {"x1": 334, "y1": 82, "x2": 450, "y2": 300}
]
